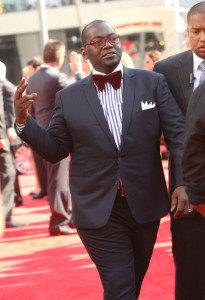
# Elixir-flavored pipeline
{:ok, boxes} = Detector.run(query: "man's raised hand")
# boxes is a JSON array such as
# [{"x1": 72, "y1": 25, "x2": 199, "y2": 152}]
[{"x1": 14, "y1": 78, "x2": 37, "y2": 124}]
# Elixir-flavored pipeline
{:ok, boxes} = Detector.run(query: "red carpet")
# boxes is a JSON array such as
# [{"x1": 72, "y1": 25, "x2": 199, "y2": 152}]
[{"x1": 0, "y1": 161, "x2": 175, "y2": 299}]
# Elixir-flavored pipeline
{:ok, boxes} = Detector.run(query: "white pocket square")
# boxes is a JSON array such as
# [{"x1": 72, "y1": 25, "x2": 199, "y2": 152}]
[{"x1": 141, "y1": 101, "x2": 156, "y2": 110}]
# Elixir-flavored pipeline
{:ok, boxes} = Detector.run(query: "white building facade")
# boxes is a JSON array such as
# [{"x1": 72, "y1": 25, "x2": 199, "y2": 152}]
[{"x1": 0, "y1": 0, "x2": 197, "y2": 84}]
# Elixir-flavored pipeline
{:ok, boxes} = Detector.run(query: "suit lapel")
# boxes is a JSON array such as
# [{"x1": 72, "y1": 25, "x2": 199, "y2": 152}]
[
  {"x1": 177, "y1": 50, "x2": 193, "y2": 107},
  {"x1": 83, "y1": 75, "x2": 117, "y2": 148},
  {"x1": 83, "y1": 70, "x2": 136, "y2": 151},
  {"x1": 120, "y1": 67, "x2": 135, "y2": 151}
]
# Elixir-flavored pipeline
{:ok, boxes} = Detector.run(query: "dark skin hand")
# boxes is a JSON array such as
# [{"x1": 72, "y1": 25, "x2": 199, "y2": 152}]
[
  {"x1": 171, "y1": 185, "x2": 193, "y2": 218},
  {"x1": 14, "y1": 78, "x2": 37, "y2": 124}
]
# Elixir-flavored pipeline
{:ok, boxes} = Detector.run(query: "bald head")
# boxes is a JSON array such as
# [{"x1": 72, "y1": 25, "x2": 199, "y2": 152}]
[
  {"x1": 187, "y1": 2, "x2": 205, "y2": 25},
  {"x1": 81, "y1": 20, "x2": 114, "y2": 46}
]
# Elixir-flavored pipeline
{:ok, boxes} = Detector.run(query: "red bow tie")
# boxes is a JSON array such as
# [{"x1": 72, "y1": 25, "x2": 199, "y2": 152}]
[{"x1": 92, "y1": 70, "x2": 122, "y2": 91}]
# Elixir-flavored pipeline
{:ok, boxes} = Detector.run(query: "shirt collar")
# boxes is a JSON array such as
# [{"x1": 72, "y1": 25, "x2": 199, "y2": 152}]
[
  {"x1": 193, "y1": 51, "x2": 205, "y2": 72},
  {"x1": 92, "y1": 62, "x2": 123, "y2": 77},
  {"x1": 40, "y1": 64, "x2": 59, "y2": 73}
]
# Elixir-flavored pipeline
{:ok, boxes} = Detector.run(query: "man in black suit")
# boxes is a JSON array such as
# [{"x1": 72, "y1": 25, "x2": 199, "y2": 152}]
[
  {"x1": 154, "y1": 2, "x2": 205, "y2": 299},
  {"x1": 14, "y1": 20, "x2": 188, "y2": 299},
  {"x1": 183, "y1": 80, "x2": 205, "y2": 218},
  {"x1": 25, "y1": 39, "x2": 76, "y2": 236},
  {"x1": 0, "y1": 62, "x2": 25, "y2": 228},
  {"x1": 2, "y1": 71, "x2": 23, "y2": 207}
]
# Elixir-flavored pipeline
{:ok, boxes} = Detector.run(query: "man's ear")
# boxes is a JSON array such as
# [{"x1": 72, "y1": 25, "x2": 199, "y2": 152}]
[
  {"x1": 187, "y1": 27, "x2": 189, "y2": 38},
  {"x1": 57, "y1": 56, "x2": 65, "y2": 69},
  {"x1": 80, "y1": 47, "x2": 88, "y2": 60}
]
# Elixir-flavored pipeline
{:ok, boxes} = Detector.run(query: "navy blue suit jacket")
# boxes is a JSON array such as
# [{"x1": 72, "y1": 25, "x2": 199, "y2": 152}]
[{"x1": 18, "y1": 66, "x2": 185, "y2": 228}]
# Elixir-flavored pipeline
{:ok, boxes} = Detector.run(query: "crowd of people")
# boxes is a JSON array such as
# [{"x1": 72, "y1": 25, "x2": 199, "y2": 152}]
[{"x1": 1, "y1": 2, "x2": 205, "y2": 299}]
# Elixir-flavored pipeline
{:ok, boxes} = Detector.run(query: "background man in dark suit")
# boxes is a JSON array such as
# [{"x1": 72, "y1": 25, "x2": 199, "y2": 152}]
[
  {"x1": 25, "y1": 39, "x2": 76, "y2": 236},
  {"x1": 0, "y1": 83, "x2": 5, "y2": 237},
  {"x1": 14, "y1": 20, "x2": 188, "y2": 299},
  {"x1": 0, "y1": 62, "x2": 26, "y2": 228},
  {"x1": 1, "y1": 63, "x2": 23, "y2": 207},
  {"x1": 183, "y1": 80, "x2": 205, "y2": 218},
  {"x1": 154, "y1": 2, "x2": 205, "y2": 299},
  {"x1": 25, "y1": 56, "x2": 48, "y2": 200}
]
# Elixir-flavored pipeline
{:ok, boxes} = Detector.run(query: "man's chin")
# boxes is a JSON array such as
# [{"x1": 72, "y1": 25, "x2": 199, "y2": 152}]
[{"x1": 196, "y1": 51, "x2": 205, "y2": 60}]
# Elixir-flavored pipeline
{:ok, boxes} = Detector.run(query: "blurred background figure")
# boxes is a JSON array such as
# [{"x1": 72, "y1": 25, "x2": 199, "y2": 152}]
[
  {"x1": 0, "y1": 61, "x2": 26, "y2": 228},
  {"x1": 69, "y1": 51, "x2": 92, "y2": 80},
  {"x1": 121, "y1": 51, "x2": 135, "y2": 68},
  {"x1": 25, "y1": 56, "x2": 48, "y2": 199},
  {"x1": 1, "y1": 61, "x2": 23, "y2": 207},
  {"x1": 26, "y1": 56, "x2": 43, "y2": 78},
  {"x1": 144, "y1": 50, "x2": 163, "y2": 71},
  {"x1": 0, "y1": 180, "x2": 5, "y2": 238},
  {"x1": 22, "y1": 66, "x2": 29, "y2": 79},
  {"x1": 24, "y1": 39, "x2": 76, "y2": 235},
  {"x1": 144, "y1": 50, "x2": 166, "y2": 159}
]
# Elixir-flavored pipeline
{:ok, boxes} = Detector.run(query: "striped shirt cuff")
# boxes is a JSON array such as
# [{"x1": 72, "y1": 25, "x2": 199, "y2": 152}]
[{"x1": 15, "y1": 120, "x2": 26, "y2": 134}]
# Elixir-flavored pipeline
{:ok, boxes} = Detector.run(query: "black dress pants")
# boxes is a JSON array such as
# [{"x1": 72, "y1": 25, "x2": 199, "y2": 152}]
[
  {"x1": 32, "y1": 149, "x2": 47, "y2": 194},
  {"x1": 171, "y1": 212, "x2": 205, "y2": 300},
  {"x1": 78, "y1": 194, "x2": 160, "y2": 300}
]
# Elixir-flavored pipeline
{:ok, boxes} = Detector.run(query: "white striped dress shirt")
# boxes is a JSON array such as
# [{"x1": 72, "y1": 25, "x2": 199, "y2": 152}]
[{"x1": 93, "y1": 64, "x2": 123, "y2": 150}]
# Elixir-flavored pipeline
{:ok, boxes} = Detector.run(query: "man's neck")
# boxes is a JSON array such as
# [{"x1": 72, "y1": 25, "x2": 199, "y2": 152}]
[
  {"x1": 43, "y1": 61, "x2": 60, "y2": 70},
  {"x1": 93, "y1": 62, "x2": 122, "y2": 76}
]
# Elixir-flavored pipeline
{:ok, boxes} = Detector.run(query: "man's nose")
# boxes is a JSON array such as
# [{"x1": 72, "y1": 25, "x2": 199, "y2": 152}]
[
  {"x1": 200, "y1": 30, "x2": 205, "y2": 41},
  {"x1": 104, "y1": 39, "x2": 113, "y2": 47}
]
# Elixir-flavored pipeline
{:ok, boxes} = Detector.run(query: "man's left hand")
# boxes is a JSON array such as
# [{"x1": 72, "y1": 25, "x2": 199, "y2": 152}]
[{"x1": 171, "y1": 185, "x2": 193, "y2": 218}]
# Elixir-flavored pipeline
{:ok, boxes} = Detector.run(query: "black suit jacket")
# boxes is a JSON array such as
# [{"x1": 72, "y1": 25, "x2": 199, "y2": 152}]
[
  {"x1": 154, "y1": 49, "x2": 193, "y2": 115},
  {"x1": 182, "y1": 80, "x2": 205, "y2": 205},
  {"x1": 18, "y1": 67, "x2": 185, "y2": 228},
  {"x1": 154, "y1": 49, "x2": 194, "y2": 195}
]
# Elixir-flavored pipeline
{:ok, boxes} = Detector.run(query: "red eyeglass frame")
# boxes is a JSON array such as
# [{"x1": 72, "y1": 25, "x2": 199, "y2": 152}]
[{"x1": 85, "y1": 35, "x2": 120, "y2": 48}]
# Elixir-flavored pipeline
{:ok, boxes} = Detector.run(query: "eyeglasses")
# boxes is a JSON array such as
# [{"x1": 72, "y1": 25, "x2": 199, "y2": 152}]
[{"x1": 85, "y1": 35, "x2": 120, "y2": 48}]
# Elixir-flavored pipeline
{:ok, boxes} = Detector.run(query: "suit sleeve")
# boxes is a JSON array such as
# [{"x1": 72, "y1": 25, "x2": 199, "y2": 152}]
[
  {"x1": 3, "y1": 80, "x2": 16, "y2": 128},
  {"x1": 58, "y1": 72, "x2": 74, "y2": 88},
  {"x1": 155, "y1": 74, "x2": 185, "y2": 187},
  {"x1": 16, "y1": 92, "x2": 72, "y2": 163},
  {"x1": 182, "y1": 83, "x2": 205, "y2": 204}
]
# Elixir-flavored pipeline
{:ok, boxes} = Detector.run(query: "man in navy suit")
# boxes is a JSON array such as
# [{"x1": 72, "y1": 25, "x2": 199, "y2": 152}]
[
  {"x1": 14, "y1": 20, "x2": 189, "y2": 299},
  {"x1": 154, "y1": 2, "x2": 205, "y2": 299}
]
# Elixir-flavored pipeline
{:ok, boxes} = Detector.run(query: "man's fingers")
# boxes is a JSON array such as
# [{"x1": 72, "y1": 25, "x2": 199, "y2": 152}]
[
  {"x1": 171, "y1": 194, "x2": 177, "y2": 212},
  {"x1": 15, "y1": 78, "x2": 37, "y2": 103},
  {"x1": 173, "y1": 204, "x2": 184, "y2": 218},
  {"x1": 171, "y1": 186, "x2": 192, "y2": 219},
  {"x1": 173, "y1": 198, "x2": 193, "y2": 219},
  {"x1": 14, "y1": 78, "x2": 37, "y2": 124},
  {"x1": 171, "y1": 195, "x2": 184, "y2": 218},
  {"x1": 183, "y1": 201, "x2": 193, "y2": 216},
  {"x1": 15, "y1": 78, "x2": 28, "y2": 99}
]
